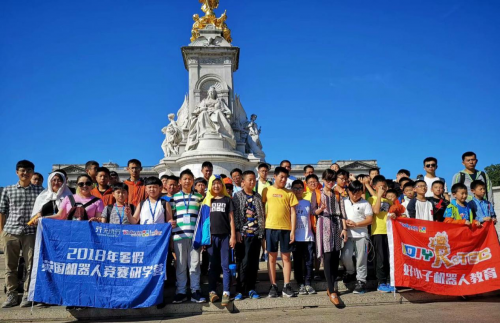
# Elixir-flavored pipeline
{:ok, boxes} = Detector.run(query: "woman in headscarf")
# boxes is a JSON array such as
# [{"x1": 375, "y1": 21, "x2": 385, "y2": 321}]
[{"x1": 31, "y1": 171, "x2": 73, "y2": 219}]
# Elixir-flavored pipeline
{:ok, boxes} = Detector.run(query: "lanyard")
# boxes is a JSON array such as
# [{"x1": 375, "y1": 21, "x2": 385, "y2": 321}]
[
  {"x1": 182, "y1": 192, "x2": 192, "y2": 210},
  {"x1": 115, "y1": 204, "x2": 125, "y2": 225},
  {"x1": 148, "y1": 198, "x2": 159, "y2": 221}
]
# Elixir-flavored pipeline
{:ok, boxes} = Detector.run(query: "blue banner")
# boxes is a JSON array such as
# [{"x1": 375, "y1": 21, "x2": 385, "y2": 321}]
[{"x1": 28, "y1": 219, "x2": 171, "y2": 309}]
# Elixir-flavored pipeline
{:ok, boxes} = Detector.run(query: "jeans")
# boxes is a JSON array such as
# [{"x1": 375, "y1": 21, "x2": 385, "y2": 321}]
[
  {"x1": 207, "y1": 234, "x2": 231, "y2": 293},
  {"x1": 174, "y1": 238, "x2": 201, "y2": 294},
  {"x1": 293, "y1": 241, "x2": 314, "y2": 286}
]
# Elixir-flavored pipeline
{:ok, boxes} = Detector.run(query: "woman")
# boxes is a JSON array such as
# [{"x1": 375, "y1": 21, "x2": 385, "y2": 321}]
[
  {"x1": 34, "y1": 174, "x2": 104, "y2": 222},
  {"x1": 312, "y1": 169, "x2": 348, "y2": 308},
  {"x1": 32, "y1": 172, "x2": 73, "y2": 218}
]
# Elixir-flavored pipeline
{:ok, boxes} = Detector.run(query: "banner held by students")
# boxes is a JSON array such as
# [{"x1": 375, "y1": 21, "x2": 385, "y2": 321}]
[
  {"x1": 388, "y1": 217, "x2": 500, "y2": 296},
  {"x1": 28, "y1": 219, "x2": 171, "y2": 309}
]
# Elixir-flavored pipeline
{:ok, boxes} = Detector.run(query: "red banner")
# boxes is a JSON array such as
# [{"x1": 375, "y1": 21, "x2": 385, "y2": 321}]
[{"x1": 387, "y1": 218, "x2": 500, "y2": 296}]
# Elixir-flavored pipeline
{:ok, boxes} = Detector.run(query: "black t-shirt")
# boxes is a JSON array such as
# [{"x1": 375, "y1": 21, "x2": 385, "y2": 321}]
[
  {"x1": 41, "y1": 201, "x2": 58, "y2": 217},
  {"x1": 210, "y1": 196, "x2": 234, "y2": 235},
  {"x1": 427, "y1": 197, "x2": 449, "y2": 222}
]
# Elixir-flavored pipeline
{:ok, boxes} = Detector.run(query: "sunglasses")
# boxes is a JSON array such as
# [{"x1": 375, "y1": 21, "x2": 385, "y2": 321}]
[
  {"x1": 425, "y1": 164, "x2": 436, "y2": 168},
  {"x1": 77, "y1": 181, "x2": 93, "y2": 187}
]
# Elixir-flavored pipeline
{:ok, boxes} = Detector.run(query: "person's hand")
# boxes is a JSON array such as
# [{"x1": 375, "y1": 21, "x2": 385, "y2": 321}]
[
  {"x1": 464, "y1": 220, "x2": 471, "y2": 226},
  {"x1": 493, "y1": 218, "x2": 498, "y2": 225},
  {"x1": 341, "y1": 229, "x2": 348, "y2": 242},
  {"x1": 289, "y1": 232, "x2": 295, "y2": 244},
  {"x1": 388, "y1": 213, "x2": 397, "y2": 220},
  {"x1": 349, "y1": 173, "x2": 356, "y2": 182},
  {"x1": 318, "y1": 201, "x2": 327, "y2": 213},
  {"x1": 230, "y1": 236, "x2": 236, "y2": 249},
  {"x1": 125, "y1": 204, "x2": 132, "y2": 217},
  {"x1": 236, "y1": 232, "x2": 242, "y2": 243},
  {"x1": 362, "y1": 177, "x2": 371, "y2": 186},
  {"x1": 483, "y1": 217, "x2": 491, "y2": 222},
  {"x1": 28, "y1": 214, "x2": 41, "y2": 226},
  {"x1": 377, "y1": 186, "x2": 386, "y2": 198},
  {"x1": 346, "y1": 220, "x2": 356, "y2": 227},
  {"x1": 169, "y1": 219, "x2": 177, "y2": 228},
  {"x1": 88, "y1": 217, "x2": 101, "y2": 223}
]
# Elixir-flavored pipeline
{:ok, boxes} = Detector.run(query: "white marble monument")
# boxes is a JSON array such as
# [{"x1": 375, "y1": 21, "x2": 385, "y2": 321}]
[{"x1": 155, "y1": 0, "x2": 265, "y2": 178}]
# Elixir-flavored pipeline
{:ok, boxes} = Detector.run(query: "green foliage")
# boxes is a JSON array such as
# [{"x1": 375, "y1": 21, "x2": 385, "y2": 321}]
[{"x1": 485, "y1": 164, "x2": 500, "y2": 186}]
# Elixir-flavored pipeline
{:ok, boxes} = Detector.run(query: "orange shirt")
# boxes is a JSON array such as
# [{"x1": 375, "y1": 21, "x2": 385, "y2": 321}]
[
  {"x1": 123, "y1": 179, "x2": 148, "y2": 207},
  {"x1": 91, "y1": 186, "x2": 115, "y2": 206}
]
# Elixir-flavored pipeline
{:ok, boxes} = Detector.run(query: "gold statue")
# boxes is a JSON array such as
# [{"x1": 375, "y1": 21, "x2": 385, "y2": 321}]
[{"x1": 191, "y1": 0, "x2": 232, "y2": 43}]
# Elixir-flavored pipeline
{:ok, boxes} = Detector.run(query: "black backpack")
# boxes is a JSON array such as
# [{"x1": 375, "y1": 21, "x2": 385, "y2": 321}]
[
  {"x1": 67, "y1": 195, "x2": 100, "y2": 221},
  {"x1": 459, "y1": 171, "x2": 489, "y2": 200},
  {"x1": 105, "y1": 204, "x2": 136, "y2": 224}
]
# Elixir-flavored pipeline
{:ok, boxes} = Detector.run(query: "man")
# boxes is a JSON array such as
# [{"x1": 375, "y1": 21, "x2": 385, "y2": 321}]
[
  {"x1": 109, "y1": 171, "x2": 120, "y2": 186},
  {"x1": 452, "y1": 152, "x2": 493, "y2": 203},
  {"x1": 0, "y1": 160, "x2": 44, "y2": 308},
  {"x1": 280, "y1": 160, "x2": 296, "y2": 189},
  {"x1": 417, "y1": 157, "x2": 448, "y2": 198},
  {"x1": 85, "y1": 160, "x2": 99, "y2": 185}
]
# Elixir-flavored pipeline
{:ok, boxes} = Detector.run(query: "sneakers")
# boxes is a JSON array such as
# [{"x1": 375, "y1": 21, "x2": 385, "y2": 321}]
[
  {"x1": 234, "y1": 293, "x2": 243, "y2": 301},
  {"x1": 1, "y1": 293, "x2": 19, "y2": 308},
  {"x1": 298, "y1": 284, "x2": 307, "y2": 295},
  {"x1": 172, "y1": 293, "x2": 187, "y2": 304},
  {"x1": 221, "y1": 293, "x2": 230, "y2": 307},
  {"x1": 282, "y1": 284, "x2": 296, "y2": 298},
  {"x1": 268, "y1": 284, "x2": 279, "y2": 298},
  {"x1": 377, "y1": 283, "x2": 390, "y2": 293},
  {"x1": 353, "y1": 281, "x2": 366, "y2": 294},
  {"x1": 191, "y1": 290, "x2": 207, "y2": 303},
  {"x1": 209, "y1": 291, "x2": 219, "y2": 303},
  {"x1": 386, "y1": 285, "x2": 396, "y2": 293},
  {"x1": 249, "y1": 290, "x2": 260, "y2": 299},
  {"x1": 19, "y1": 295, "x2": 33, "y2": 308},
  {"x1": 305, "y1": 285, "x2": 317, "y2": 295}
]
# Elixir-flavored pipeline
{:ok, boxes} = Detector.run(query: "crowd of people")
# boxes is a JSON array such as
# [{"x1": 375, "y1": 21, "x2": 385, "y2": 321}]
[{"x1": 0, "y1": 151, "x2": 496, "y2": 309}]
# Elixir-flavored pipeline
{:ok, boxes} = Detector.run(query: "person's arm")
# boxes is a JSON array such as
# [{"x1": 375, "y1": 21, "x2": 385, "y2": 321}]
[
  {"x1": 290, "y1": 205, "x2": 296, "y2": 244},
  {"x1": 165, "y1": 202, "x2": 177, "y2": 228},
  {"x1": 0, "y1": 212, "x2": 5, "y2": 233},
  {"x1": 0, "y1": 189, "x2": 9, "y2": 232},
  {"x1": 363, "y1": 177, "x2": 376, "y2": 197},
  {"x1": 129, "y1": 202, "x2": 141, "y2": 224},
  {"x1": 372, "y1": 190, "x2": 384, "y2": 214},
  {"x1": 229, "y1": 211, "x2": 236, "y2": 248}
]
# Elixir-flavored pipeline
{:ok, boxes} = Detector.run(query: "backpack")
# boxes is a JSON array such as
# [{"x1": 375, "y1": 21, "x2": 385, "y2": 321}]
[
  {"x1": 105, "y1": 204, "x2": 136, "y2": 224},
  {"x1": 139, "y1": 199, "x2": 169, "y2": 223},
  {"x1": 458, "y1": 171, "x2": 489, "y2": 200},
  {"x1": 255, "y1": 180, "x2": 272, "y2": 193},
  {"x1": 67, "y1": 195, "x2": 100, "y2": 221}
]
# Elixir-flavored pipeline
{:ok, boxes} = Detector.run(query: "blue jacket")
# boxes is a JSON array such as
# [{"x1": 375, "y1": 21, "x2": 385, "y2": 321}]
[{"x1": 468, "y1": 197, "x2": 496, "y2": 223}]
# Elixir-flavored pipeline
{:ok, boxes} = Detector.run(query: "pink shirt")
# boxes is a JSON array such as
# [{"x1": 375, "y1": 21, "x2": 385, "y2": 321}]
[{"x1": 60, "y1": 194, "x2": 104, "y2": 220}]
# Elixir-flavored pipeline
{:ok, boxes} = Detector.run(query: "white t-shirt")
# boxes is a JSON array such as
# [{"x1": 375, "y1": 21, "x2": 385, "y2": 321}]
[
  {"x1": 402, "y1": 200, "x2": 410, "y2": 216},
  {"x1": 294, "y1": 199, "x2": 314, "y2": 242},
  {"x1": 415, "y1": 200, "x2": 433, "y2": 221},
  {"x1": 344, "y1": 198, "x2": 373, "y2": 238},
  {"x1": 139, "y1": 199, "x2": 166, "y2": 224},
  {"x1": 424, "y1": 176, "x2": 448, "y2": 197}
]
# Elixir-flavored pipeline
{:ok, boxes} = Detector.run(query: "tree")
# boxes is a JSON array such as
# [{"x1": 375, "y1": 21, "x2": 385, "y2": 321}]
[{"x1": 485, "y1": 164, "x2": 500, "y2": 186}]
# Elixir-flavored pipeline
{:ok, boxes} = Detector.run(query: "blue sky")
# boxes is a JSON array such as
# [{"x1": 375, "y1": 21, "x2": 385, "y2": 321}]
[{"x1": 1, "y1": 0, "x2": 499, "y2": 186}]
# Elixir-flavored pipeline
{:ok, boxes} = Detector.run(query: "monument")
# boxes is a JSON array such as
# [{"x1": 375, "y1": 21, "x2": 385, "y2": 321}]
[
  {"x1": 52, "y1": 1, "x2": 378, "y2": 184},
  {"x1": 154, "y1": 0, "x2": 265, "y2": 178}
]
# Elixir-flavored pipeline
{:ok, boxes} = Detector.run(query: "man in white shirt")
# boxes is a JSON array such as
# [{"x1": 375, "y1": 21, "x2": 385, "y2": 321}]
[{"x1": 418, "y1": 157, "x2": 448, "y2": 199}]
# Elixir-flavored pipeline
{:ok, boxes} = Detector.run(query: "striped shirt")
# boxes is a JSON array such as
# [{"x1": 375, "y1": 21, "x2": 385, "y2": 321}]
[
  {"x1": 172, "y1": 191, "x2": 202, "y2": 241},
  {"x1": 0, "y1": 183, "x2": 44, "y2": 235}
]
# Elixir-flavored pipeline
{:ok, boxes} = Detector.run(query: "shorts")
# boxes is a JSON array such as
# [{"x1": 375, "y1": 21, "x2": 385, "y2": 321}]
[{"x1": 265, "y1": 229, "x2": 294, "y2": 253}]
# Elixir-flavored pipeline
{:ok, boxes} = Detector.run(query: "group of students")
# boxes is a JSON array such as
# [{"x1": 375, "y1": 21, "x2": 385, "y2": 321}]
[{"x1": 0, "y1": 151, "x2": 496, "y2": 309}]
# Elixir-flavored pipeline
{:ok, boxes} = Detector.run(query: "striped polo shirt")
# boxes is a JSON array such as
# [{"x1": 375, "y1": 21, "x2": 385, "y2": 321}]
[{"x1": 172, "y1": 191, "x2": 203, "y2": 241}]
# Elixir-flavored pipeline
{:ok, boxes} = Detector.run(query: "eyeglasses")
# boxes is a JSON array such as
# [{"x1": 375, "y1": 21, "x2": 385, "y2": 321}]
[
  {"x1": 425, "y1": 164, "x2": 436, "y2": 168},
  {"x1": 337, "y1": 177, "x2": 347, "y2": 182},
  {"x1": 77, "y1": 181, "x2": 93, "y2": 187}
]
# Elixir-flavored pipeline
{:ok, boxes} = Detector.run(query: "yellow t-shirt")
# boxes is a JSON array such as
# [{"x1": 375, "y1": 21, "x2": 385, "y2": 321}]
[
  {"x1": 368, "y1": 196, "x2": 392, "y2": 235},
  {"x1": 262, "y1": 186, "x2": 299, "y2": 230}
]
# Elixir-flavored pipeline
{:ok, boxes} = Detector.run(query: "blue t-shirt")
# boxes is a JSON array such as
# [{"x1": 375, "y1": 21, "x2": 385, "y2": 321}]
[{"x1": 444, "y1": 202, "x2": 470, "y2": 220}]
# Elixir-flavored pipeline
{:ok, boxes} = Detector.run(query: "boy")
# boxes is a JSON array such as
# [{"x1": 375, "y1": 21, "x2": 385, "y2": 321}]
[
  {"x1": 469, "y1": 180, "x2": 497, "y2": 224},
  {"x1": 194, "y1": 177, "x2": 208, "y2": 197},
  {"x1": 231, "y1": 168, "x2": 243, "y2": 195},
  {"x1": 206, "y1": 176, "x2": 236, "y2": 306},
  {"x1": 417, "y1": 157, "x2": 448, "y2": 198},
  {"x1": 161, "y1": 175, "x2": 178, "y2": 202},
  {"x1": 201, "y1": 161, "x2": 213, "y2": 182},
  {"x1": 444, "y1": 183, "x2": 477, "y2": 226},
  {"x1": 31, "y1": 172, "x2": 44, "y2": 187},
  {"x1": 124, "y1": 159, "x2": 148, "y2": 206},
  {"x1": 342, "y1": 180, "x2": 373, "y2": 294},
  {"x1": 171, "y1": 169, "x2": 206, "y2": 304},
  {"x1": 85, "y1": 160, "x2": 99, "y2": 185},
  {"x1": 0, "y1": 160, "x2": 44, "y2": 308},
  {"x1": 223, "y1": 177, "x2": 234, "y2": 197},
  {"x1": 109, "y1": 171, "x2": 120, "y2": 186},
  {"x1": 400, "y1": 181, "x2": 416, "y2": 208},
  {"x1": 130, "y1": 177, "x2": 174, "y2": 225},
  {"x1": 91, "y1": 167, "x2": 115, "y2": 206},
  {"x1": 101, "y1": 183, "x2": 135, "y2": 224},
  {"x1": 367, "y1": 175, "x2": 394, "y2": 293},
  {"x1": 280, "y1": 160, "x2": 297, "y2": 189},
  {"x1": 386, "y1": 189, "x2": 406, "y2": 219},
  {"x1": 452, "y1": 151, "x2": 494, "y2": 202},
  {"x1": 406, "y1": 180, "x2": 434, "y2": 221},
  {"x1": 427, "y1": 181, "x2": 449, "y2": 222},
  {"x1": 291, "y1": 180, "x2": 316, "y2": 295},
  {"x1": 255, "y1": 163, "x2": 272, "y2": 195},
  {"x1": 233, "y1": 170, "x2": 265, "y2": 300},
  {"x1": 303, "y1": 166, "x2": 322, "y2": 191},
  {"x1": 262, "y1": 167, "x2": 299, "y2": 298}
]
